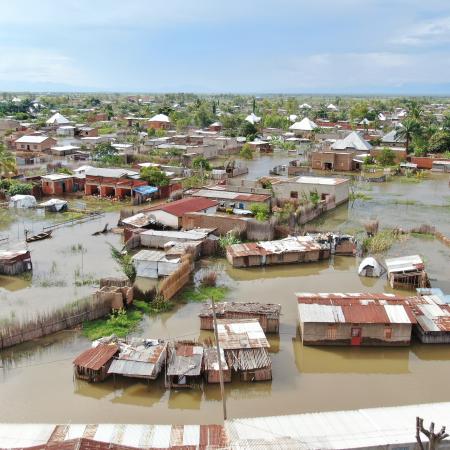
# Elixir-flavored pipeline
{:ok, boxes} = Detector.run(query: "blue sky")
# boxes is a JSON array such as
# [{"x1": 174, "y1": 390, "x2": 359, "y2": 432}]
[{"x1": 2, "y1": 0, "x2": 450, "y2": 94}]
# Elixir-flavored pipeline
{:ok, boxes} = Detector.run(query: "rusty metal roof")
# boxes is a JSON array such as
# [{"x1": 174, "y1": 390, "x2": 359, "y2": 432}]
[
  {"x1": 73, "y1": 344, "x2": 119, "y2": 371},
  {"x1": 167, "y1": 342, "x2": 204, "y2": 377},
  {"x1": 296, "y1": 292, "x2": 406, "y2": 302},
  {"x1": 217, "y1": 319, "x2": 270, "y2": 350},
  {"x1": 199, "y1": 302, "x2": 281, "y2": 319},
  {"x1": 407, "y1": 296, "x2": 450, "y2": 332}
]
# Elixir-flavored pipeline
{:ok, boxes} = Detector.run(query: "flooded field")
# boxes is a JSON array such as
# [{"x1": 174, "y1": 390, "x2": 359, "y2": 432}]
[{"x1": 0, "y1": 154, "x2": 449, "y2": 424}]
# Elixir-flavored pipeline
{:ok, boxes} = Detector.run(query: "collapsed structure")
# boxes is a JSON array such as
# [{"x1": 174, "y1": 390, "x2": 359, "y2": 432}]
[{"x1": 385, "y1": 255, "x2": 430, "y2": 290}]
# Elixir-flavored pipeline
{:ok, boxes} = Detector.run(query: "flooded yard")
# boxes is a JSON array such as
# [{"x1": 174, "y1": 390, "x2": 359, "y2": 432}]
[{"x1": 0, "y1": 158, "x2": 449, "y2": 424}]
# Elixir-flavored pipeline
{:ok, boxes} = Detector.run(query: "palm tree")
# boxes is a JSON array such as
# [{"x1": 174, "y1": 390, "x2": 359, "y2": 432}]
[
  {"x1": 0, "y1": 143, "x2": 16, "y2": 177},
  {"x1": 395, "y1": 118, "x2": 422, "y2": 153}
]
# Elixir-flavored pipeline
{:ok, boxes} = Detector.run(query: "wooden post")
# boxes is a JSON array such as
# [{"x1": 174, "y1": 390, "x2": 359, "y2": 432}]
[
  {"x1": 211, "y1": 297, "x2": 227, "y2": 421},
  {"x1": 416, "y1": 416, "x2": 449, "y2": 450}
]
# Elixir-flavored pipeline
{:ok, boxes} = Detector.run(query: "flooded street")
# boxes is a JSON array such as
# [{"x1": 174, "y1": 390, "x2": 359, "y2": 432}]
[{"x1": 0, "y1": 154, "x2": 449, "y2": 424}]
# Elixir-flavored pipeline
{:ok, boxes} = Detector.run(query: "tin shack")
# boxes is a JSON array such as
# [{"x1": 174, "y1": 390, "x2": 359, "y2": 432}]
[
  {"x1": 0, "y1": 250, "x2": 32, "y2": 275},
  {"x1": 166, "y1": 341, "x2": 204, "y2": 389},
  {"x1": 297, "y1": 293, "x2": 416, "y2": 346},
  {"x1": 226, "y1": 236, "x2": 329, "y2": 268},
  {"x1": 108, "y1": 339, "x2": 167, "y2": 380},
  {"x1": 73, "y1": 344, "x2": 119, "y2": 382},
  {"x1": 406, "y1": 292, "x2": 450, "y2": 344},
  {"x1": 385, "y1": 255, "x2": 430, "y2": 290},
  {"x1": 203, "y1": 346, "x2": 231, "y2": 384},
  {"x1": 217, "y1": 319, "x2": 272, "y2": 381},
  {"x1": 199, "y1": 302, "x2": 281, "y2": 333}
]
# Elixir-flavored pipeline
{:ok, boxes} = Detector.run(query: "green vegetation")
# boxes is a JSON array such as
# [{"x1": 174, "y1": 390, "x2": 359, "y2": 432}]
[
  {"x1": 134, "y1": 298, "x2": 174, "y2": 315},
  {"x1": 0, "y1": 178, "x2": 33, "y2": 196},
  {"x1": 249, "y1": 203, "x2": 270, "y2": 221},
  {"x1": 377, "y1": 147, "x2": 397, "y2": 166},
  {"x1": 218, "y1": 232, "x2": 241, "y2": 251},
  {"x1": 110, "y1": 246, "x2": 136, "y2": 282},
  {"x1": 82, "y1": 308, "x2": 143, "y2": 340},
  {"x1": 362, "y1": 229, "x2": 404, "y2": 254},
  {"x1": 0, "y1": 143, "x2": 17, "y2": 176},
  {"x1": 349, "y1": 192, "x2": 372, "y2": 201},
  {"x1": 140, "y1": 165, "x2": 170, "y2": 186},
  {"x1": 239, "y1": 143, "x2": 253, "y2": 160},
  {"x1": 192, "y1": 156, "x2": 211, "y2": 171},
  {"x1": 97, "y1": 126, "x2": 115, "y2": 135},
  {"x1": 309, "y1": 190, "x2": 320, "y2": 207},
  {"x1": 92, "y1": 142, "x2": 123, "y2": 166},
  {"x1": 181, "y1": 285, "x2": 229, "y2": 302}
]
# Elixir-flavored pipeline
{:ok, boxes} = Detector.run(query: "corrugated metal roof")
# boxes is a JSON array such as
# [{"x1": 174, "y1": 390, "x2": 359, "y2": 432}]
[
  {"x1": 217, "y1": 319, "x2": 269, "y2": 350},
  {"x1": 73, "y1": 344, "x2": 119, "y2": 370},
  {"x1": 298, "y1": 303, "x2": 345, "y2": 323},
  {"x1": 199, "y1": 302, "x2": 281, "y2": 319},
  {"x1": 147, "y1": 197, "x2": 218, "y2": 217},
  {"x1": 166, "y1": 343, "x2": 203, "y2": 377},
  {"x1": 385, "y1": 254, "x2": 424, "y2": 273},
  {"x1": 226, "y1": 402, "x2": 450, "y2": 449}
]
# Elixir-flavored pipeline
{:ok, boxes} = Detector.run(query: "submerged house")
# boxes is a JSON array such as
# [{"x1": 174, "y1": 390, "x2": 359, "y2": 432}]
[
  {"x1": 358, "y1": 257, "x2": 383, "y2": 277},
  {"x1": 226, "y1": 236, "x2": 329, "y2": 268},
  {"x1": 385, "y1": 255, "x2": 430, "y2": 290},
  {"x1": 73, "y1": 344, "x2": 119, "y2": 382},
  {"x1": 297, "y1": 293, "x2": 416, "y2": 346},
  {"x1": 217, "y1": 319, "x2": 272, "y2": 382},
  {"x1": 108, "y1": 340, "x2": 167, "y2": 380},
  {"x1": 166, "y1": 341, "x2": 204, "y2": 389},
  {"x1": 0, "y1": 250, "x2": 32, "y2": 275},
  {"x1": 406, "y1": 292, "x2": 450, "y2": 344},
  {"x1": 199, "y1": 302, "x2": 281, "y2": 333},
  {"x1": 203, "y1": 346, "x2": 231, "y2": 384},
  {"x1": 132, "y1": 250, "x2": 181, "y2": 279}
]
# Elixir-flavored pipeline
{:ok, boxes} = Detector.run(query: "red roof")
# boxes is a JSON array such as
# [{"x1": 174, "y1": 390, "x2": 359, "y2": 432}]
[
  {"x1": 341, "y1": 304, "x2": 389, "y2": 324},
  {"x1": 149, "y1": 197, "x2": 218, "y2": 218},
  {"x1": 73, "y1": 344, "x2": 119, "y2": 370}
]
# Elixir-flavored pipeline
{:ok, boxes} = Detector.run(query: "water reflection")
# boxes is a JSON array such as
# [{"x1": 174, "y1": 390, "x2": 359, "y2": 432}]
[{"x1": 292, "y1": 336, "x2": 411, "y2": 374}]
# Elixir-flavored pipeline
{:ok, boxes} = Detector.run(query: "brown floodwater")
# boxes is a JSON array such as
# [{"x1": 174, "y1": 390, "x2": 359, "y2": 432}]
[{"x1": 0, "y1": 159, "x2": 449, "y2": 424}]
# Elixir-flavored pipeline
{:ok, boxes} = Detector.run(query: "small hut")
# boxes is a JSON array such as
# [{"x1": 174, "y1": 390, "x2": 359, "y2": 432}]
[
  {"x1": 199, "y1": 302, "x2": 281, "y2": 333},
  {"x1": 203, "y1": 346, "x2": 231, "y2": 384},
  {"x1": 73, "y1": 344, "x2": 119, "y2": 382},
  {"x1": 358, "y1": 257, "x2": 383, "y2": 277},
  {"x1": 108, "y1": 339, "x2": 167, "y2": 380},
  {"x1": 385, "y1": 255, "x2": 430, "y2": 290},
  {"x1": 166, "y1": 341, "x2": 204, "y2": 389},
  {"x1": 0, "y1": 250, "x2": 32, "y2": 275},
  {"x1": 217, "y1": 319, "x2": 272, "y2": 382}
]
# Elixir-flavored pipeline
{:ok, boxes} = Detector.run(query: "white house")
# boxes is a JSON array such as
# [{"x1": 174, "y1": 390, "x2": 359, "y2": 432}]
[
  {"x1": 46, "y1": 113, "x2": 70, "y2": 125},
  {"x1": 331, "y1": 131, "x2": 372, "y2": 153}
]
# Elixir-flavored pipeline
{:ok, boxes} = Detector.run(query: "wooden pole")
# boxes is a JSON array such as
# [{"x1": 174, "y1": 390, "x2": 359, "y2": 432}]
[{"x1": 211, "y1": 297, "x2": 227, "y2": 421}]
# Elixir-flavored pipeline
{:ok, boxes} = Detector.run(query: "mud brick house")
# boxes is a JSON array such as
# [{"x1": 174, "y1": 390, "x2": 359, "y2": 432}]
[
  {"x1": 297, "y1": 293, "x2": 416, "y2": 346},
  {"x1": 14, "y1": 135, "x2": 56, "y2": 153},
  {"x1": 148, "y1": 113, "x2": 171, "y2": 130},
  {"x1": 311, "y1": 151, "x2": 356, "y2": 171},
  {"x1": 76, "y1": 126, "x2": 98, "y2": 137},
  {"x1": 84, "y1": 167, "x2": 147, "y2": 199},
  {"x1": 41, "y1": 174, "x2": 74, "y2": 195}
]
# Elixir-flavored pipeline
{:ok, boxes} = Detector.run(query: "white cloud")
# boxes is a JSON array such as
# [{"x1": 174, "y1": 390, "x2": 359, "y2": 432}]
[
  {"x1": 393, "y1": 16, "x2": 450, "y2": 46},
  {"x1": 0, "y1": 47, "x2": 89, "y2": 87},
  {"x1": 280, "y1": 51, "x2": 450, "y2": 90}
]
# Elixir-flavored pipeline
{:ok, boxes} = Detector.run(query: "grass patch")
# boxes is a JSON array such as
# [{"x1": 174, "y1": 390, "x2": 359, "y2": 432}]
[
  {"x1": 181, "y1": 285, "x2": 229, "y2": 302},
  {"x1": 134, "y1": 298, "x2": 174, "y2": 315},
  {"x1": 411, "y1": 232, "x2": 435, "y2": 240},
  {"x1": 82, "y1": 308, "x2": 143, "y2": 340},
  {"x1": 362, "y1": 230, "x2": 405, "y2": 254},
  {"x1": 349, "y1": 192, "x2": 372, "y2": 201},
  {"x1": 393, "y1": 199, "x2": 418, "y2": 206}
]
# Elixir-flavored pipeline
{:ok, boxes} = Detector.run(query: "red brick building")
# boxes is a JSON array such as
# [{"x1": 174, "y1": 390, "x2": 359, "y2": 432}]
[
  {"x1": 311, "y1": 151, "x2": 355, "y2": 171},
  {"x1": 41, "y1": 174, "x2": 74, "y2": 195},
  {"x1": 147, "y1": 114, "x2": 171, "y2": 130},
  {"x1": 14, "y1": 135, "x2": 57, "y2": 153},
  {"x1": 84, "y1": 167, "x2": 147, "y2": 199}
]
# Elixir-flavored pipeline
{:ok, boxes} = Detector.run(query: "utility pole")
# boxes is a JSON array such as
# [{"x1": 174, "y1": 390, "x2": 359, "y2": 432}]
[{"x1": 211, "y1": 297, "x2": 227, "y2": 421}]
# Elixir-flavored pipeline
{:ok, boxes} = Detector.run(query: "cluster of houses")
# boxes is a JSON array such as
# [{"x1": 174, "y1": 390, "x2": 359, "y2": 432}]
[{"x1": 73, "y1": 302, "x2": 281, "y2": 386}]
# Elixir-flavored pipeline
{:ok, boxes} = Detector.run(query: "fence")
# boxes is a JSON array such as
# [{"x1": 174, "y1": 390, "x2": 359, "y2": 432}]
[
  {"x1": 0, "y1": 296, "x2": 112, "y2": 350},
  {"x1": 159, "y1": 253, "x2": 194, "y2": 300}
]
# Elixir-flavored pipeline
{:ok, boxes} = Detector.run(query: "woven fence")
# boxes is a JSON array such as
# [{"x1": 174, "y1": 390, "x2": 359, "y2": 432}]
[
  {"x1": 0, "y1": 296, "x2": 112, "y2": 350},
  {"x1": 159, "y1": 253, "x2": 194, "y2": 300}
]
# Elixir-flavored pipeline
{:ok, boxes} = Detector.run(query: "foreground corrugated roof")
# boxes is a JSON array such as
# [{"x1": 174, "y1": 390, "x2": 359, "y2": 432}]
[{"x1": 73, "y1": 344, "x2": 119, "y2": 370}]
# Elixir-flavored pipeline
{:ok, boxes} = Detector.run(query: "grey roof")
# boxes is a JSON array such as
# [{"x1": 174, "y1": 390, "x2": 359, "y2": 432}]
[
  {"x1": 167, "y1": 344, "x2": 203, "y2": 377},
  {"x1": 382, "y1": 129, "x2": 406, "y2": 144},
  {"x1": 331, "y1": 131, "x2": 372, "y2": 151}
]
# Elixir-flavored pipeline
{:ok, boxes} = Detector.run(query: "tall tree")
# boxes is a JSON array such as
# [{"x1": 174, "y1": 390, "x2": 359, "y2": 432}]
[
  {"x1": 0, "y1": 143, "x2": 17, "y2": 176},
  {"x1": 395, "y1": 118, "x2": 422, "y2": 153}
]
